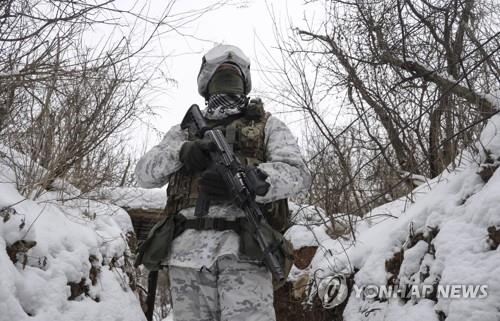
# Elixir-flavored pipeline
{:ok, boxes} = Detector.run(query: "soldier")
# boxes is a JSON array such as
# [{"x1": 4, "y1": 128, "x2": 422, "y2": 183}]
[{"x1": 135, "y1": 44, "x2": 311, "y2": 321}]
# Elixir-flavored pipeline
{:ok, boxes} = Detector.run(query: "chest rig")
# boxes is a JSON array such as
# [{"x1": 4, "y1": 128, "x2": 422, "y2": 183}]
[{"x1": 165, "y1": 105, "x2": 290, "y2": 232}]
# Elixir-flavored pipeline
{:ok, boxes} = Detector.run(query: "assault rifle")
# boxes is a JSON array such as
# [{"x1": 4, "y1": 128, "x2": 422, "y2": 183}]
[{"x1": 180, "y1": 104, "x2": 286, "y2": 283}]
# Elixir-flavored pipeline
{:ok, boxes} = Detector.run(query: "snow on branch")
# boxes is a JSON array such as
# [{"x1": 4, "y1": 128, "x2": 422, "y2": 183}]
[{"x1": 379, "y1": 51, "x2": 497, "y2": 115}]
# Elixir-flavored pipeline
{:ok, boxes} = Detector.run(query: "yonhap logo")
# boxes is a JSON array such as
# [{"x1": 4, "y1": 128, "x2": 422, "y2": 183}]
[
  {"x1": 352, "y1": 284, "x2": 488, "y2": 300},
  {"x1": 316, "y1": 274, "x2": 488, "y2": 308},
  {"x1": 318, "y1": 274, "x2": 349, "y2": 309}
]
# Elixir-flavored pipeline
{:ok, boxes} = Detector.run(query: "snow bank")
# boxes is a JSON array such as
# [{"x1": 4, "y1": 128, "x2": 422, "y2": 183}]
[
  {"x1": 307, "y1": 115, "x2": 500, "y2": 321},
  {"x1": 95, "y1": 187, "x2": 166, "y2": 210},
  {"x1": 285, "y1": 203, "x2": 330, "y2": 249},
  {"x1": 0, "y1": 153, "x2": 145, "y2": 321}
]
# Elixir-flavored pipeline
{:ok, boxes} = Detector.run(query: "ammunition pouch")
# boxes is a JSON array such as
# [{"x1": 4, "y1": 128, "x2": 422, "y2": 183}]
[
  {"x1": 134, "y1": 213, "x2": 187, "y2": 271},
  {"x1": 238, "y1": 218, "x2": 294, "y2": 290}
]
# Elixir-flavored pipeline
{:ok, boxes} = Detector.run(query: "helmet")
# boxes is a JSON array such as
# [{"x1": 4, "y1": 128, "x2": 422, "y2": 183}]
[{"x1": 197, "y1": 44, "x2": 252, "y2": 98}]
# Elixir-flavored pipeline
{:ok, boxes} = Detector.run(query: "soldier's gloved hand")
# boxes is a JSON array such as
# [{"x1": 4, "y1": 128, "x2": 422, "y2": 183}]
[
  {"x1": 245, "y1": 165, "x2": 270, "y2": 196},
  {"x1": 245, "y1": 97, "x2": 264, "y2": 118},
  {"x1": 179, "y1": 139, "x2": 214, "y2": 174},
  {"x1": 248, "y1": 97, "x2": 263, "y2": 109},
  {"x1": 199, "y1": 167, "x2": 232, "y2": 201}
]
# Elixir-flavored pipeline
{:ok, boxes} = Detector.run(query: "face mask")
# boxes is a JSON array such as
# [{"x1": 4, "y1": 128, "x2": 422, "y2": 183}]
[{"x1": 207, "y1": 64, "x2": 245, "y2": 96}]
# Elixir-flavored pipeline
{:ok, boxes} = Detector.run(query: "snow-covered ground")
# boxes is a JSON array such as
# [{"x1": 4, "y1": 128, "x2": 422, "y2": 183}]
[
  {"x1": 0, "y1": 152, "x2": 145, "y2": 321},
  {"x1": 287, "y1": 114, "x2": 500, "y2": 320}
]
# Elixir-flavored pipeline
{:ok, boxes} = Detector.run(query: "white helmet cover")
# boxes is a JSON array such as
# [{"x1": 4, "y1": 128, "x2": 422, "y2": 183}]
[{"x1": 197, "y1": 44, "x2": 252, "y2": 98}]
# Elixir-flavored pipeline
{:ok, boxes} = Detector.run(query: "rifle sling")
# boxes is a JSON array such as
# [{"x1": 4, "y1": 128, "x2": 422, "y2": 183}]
[{"x1": 145, "y1": 270, "x2": 158, "y2": 321}]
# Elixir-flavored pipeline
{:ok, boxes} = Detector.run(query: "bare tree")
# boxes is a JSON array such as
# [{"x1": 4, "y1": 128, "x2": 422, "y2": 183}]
[
  {"x1": 0, "y1": 0, "x2": 234, "y2": 198},
  {"x1": 262, "y1": 0, "x2": 500, "y2": 219}
]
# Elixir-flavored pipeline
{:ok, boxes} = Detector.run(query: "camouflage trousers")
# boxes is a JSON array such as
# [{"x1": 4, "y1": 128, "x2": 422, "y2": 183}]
[{"x1": 168, "y1": 255, "x2": 276, "y2": 321}]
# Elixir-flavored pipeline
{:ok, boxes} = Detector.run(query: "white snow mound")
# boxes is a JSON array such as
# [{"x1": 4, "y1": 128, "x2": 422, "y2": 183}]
[
  {"x1": 306, "y1": 114, "x2": 500, "y2": 321},
  {"x1": 0, "y1": 151, "x2": 145, "y2": 321}
]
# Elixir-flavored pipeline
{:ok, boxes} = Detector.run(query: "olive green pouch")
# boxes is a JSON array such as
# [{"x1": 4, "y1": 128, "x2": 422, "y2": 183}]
[
  {"x1": 134, "y1": 214, "x2": 186, "y2": 271},
  {"x1": 239, "y1": 219, "x2": 294, "y2": 290}
]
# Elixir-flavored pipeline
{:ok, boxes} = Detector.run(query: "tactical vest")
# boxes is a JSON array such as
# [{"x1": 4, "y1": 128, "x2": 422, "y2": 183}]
[{"x1": 165, "y1": 105, "x2": 290, "y2": 232}]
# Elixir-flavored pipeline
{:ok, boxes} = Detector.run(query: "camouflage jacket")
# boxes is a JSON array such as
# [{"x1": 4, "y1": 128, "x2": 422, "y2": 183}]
[{"x1": 135, "y1": 108, "x2": 311, "y2": 269}]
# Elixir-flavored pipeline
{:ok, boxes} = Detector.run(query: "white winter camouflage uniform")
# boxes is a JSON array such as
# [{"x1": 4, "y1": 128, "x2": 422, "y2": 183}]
[{"x1": 135, "y1": 108, "x2": 310, "y2": 321}]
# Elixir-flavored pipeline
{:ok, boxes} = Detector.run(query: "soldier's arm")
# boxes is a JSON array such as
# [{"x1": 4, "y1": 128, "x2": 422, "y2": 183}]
[
  {"x1": 135, "y1": 124, "x2": 188, "y2": 188},
  {"x1": 255, "y1": 116, "x2": 311, "y2": 203}
]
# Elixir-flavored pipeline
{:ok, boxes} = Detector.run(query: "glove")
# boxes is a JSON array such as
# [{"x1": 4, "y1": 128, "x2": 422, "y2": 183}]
[
  {"x1": 179, "y1": 139, "x2": 214, "y2": 174},
  {"x1": 199, "y1": 166, "x2": 232, "y2": 201},
  {"x1": 245, "y1": 97, "x2": 264, "y2": 119},
  {"x1": 248, "y1": 97, "x2": 263, "y2": 109},
  {"x1": 245, "y1": 166, "x2": 270, "y2": 196}
]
